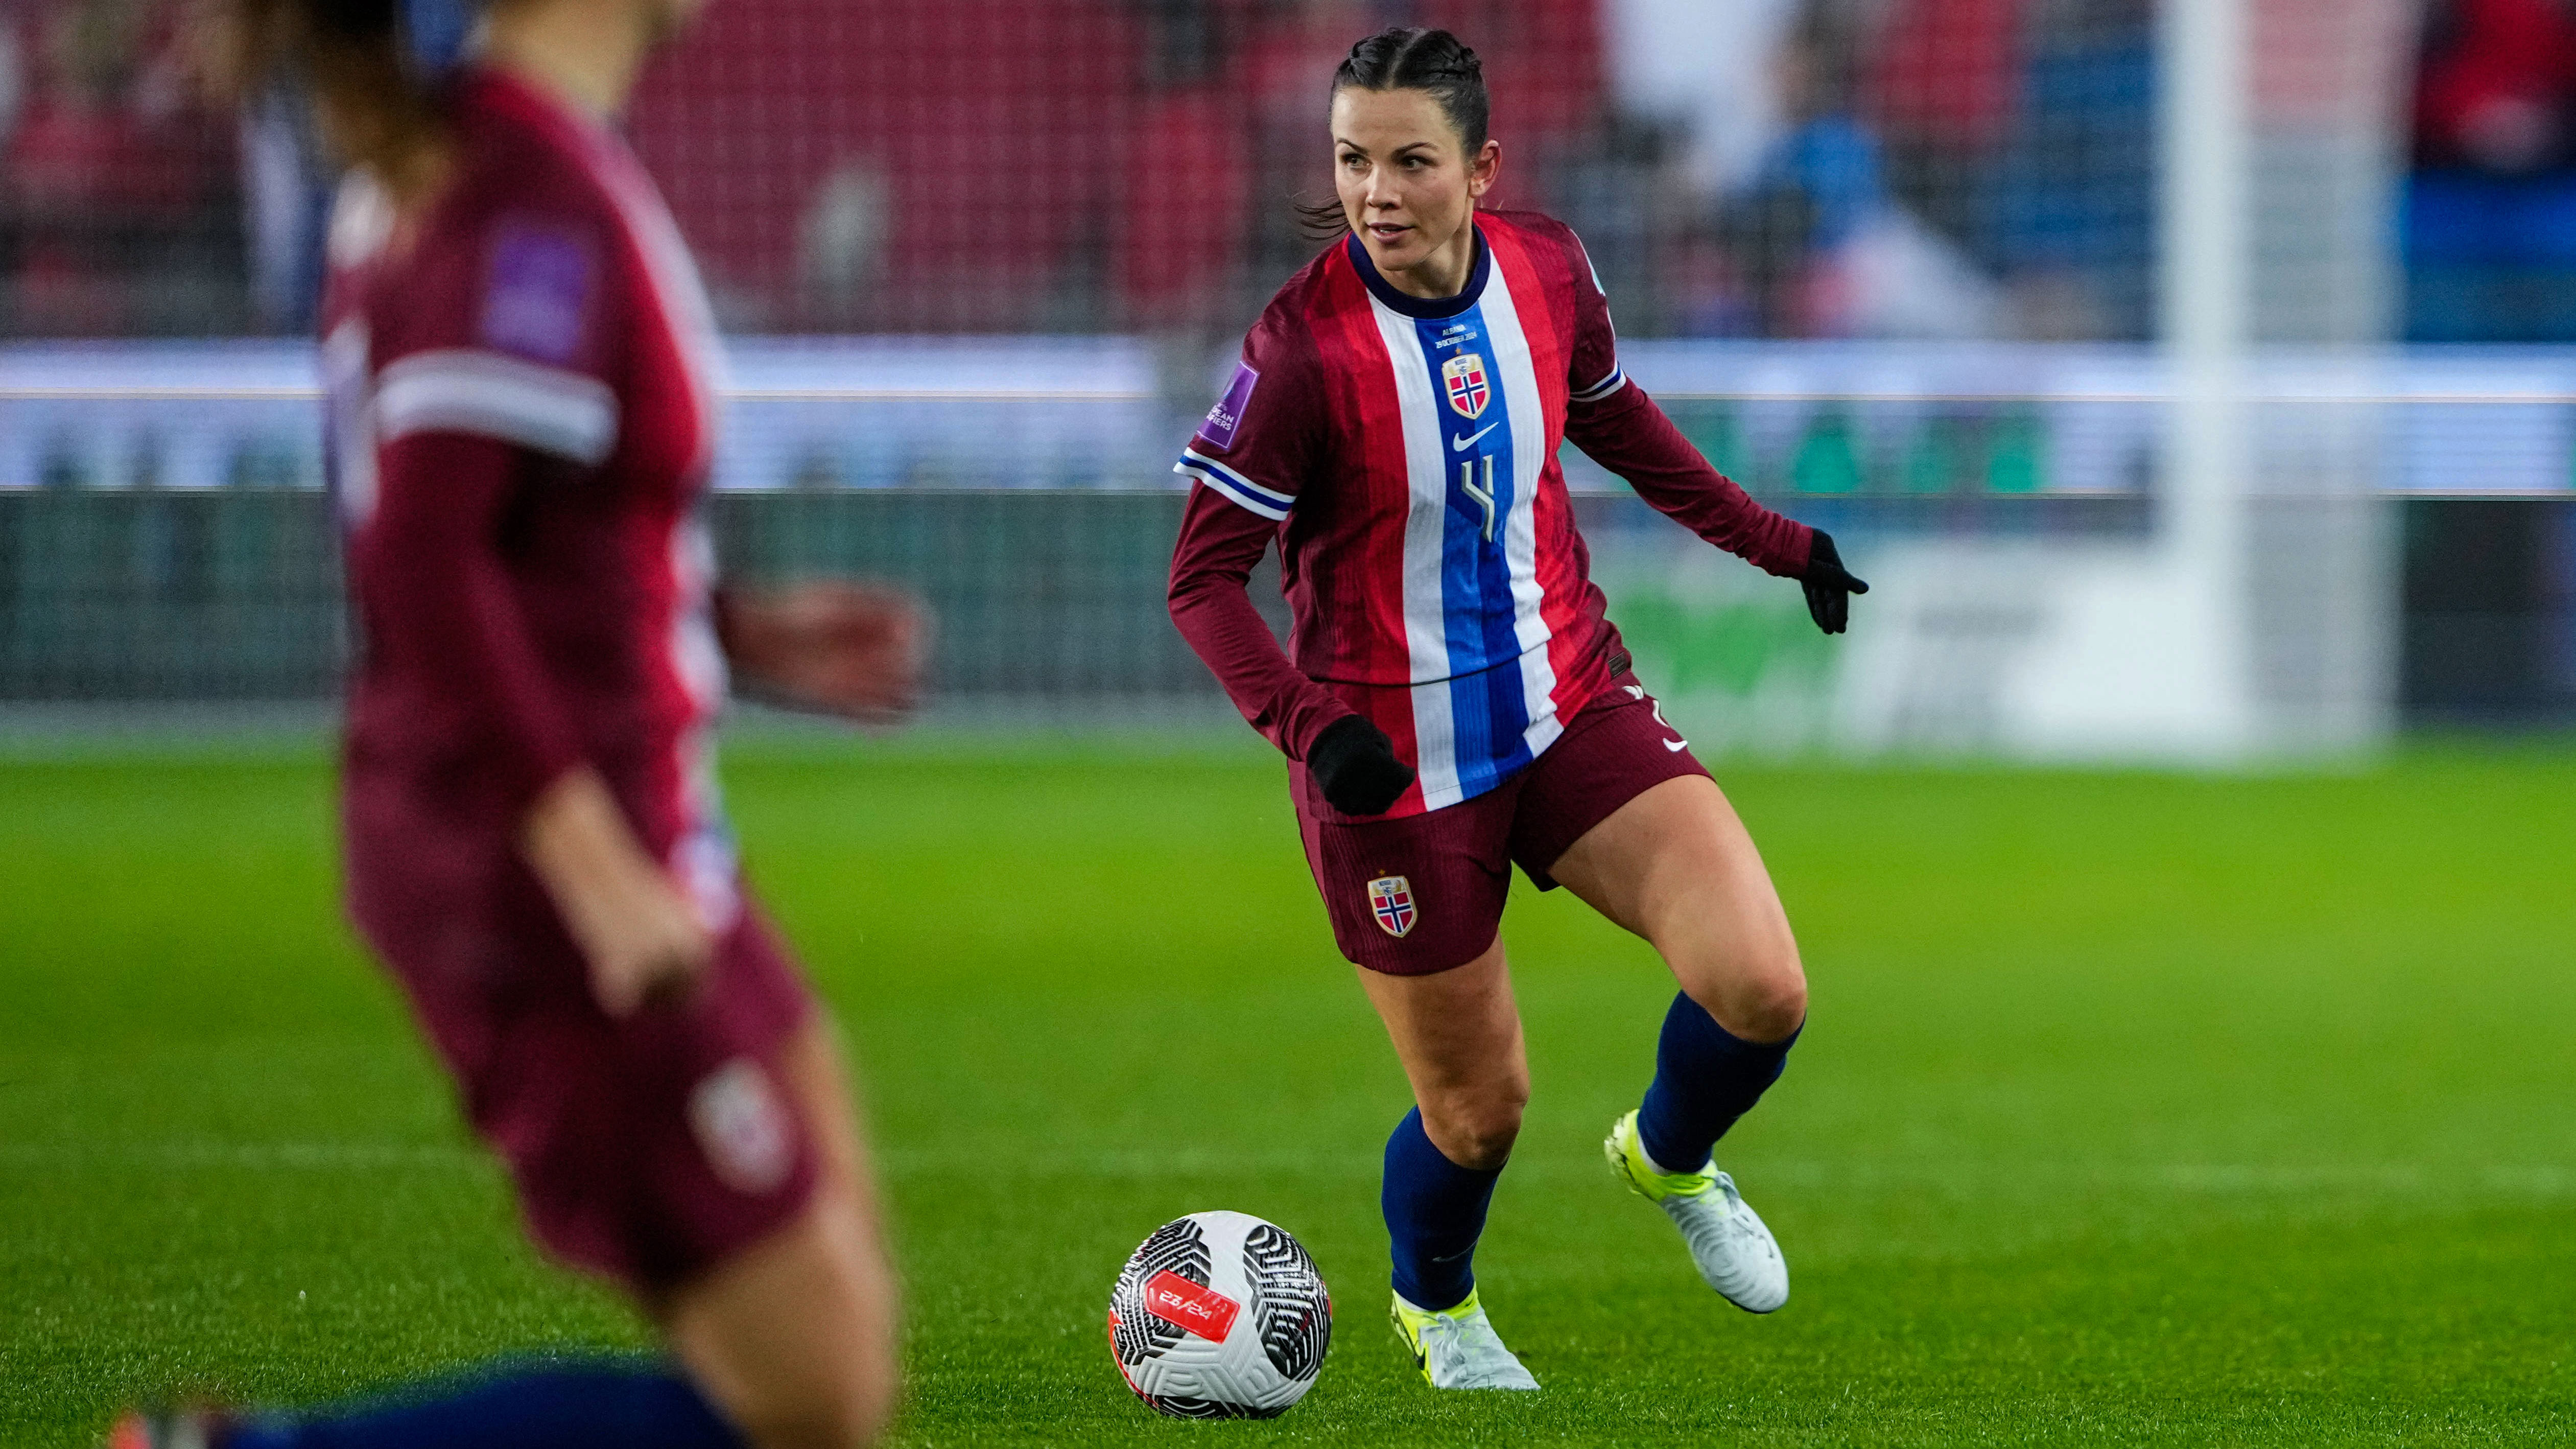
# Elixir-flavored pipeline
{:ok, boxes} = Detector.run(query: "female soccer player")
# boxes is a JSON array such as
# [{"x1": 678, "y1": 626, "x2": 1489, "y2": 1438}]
[
  {"x1": 120, "y1": 1, "x2": 918, "y2": 1446},
  {"x1": 1168, "y1": 28, "x2": 1869, "y2": 1390}
]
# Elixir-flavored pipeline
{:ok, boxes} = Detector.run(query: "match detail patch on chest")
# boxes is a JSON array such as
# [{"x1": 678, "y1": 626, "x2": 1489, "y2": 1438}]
[{"x1": 1367, "y1": 875, "x2": 1419, "y2": 938}]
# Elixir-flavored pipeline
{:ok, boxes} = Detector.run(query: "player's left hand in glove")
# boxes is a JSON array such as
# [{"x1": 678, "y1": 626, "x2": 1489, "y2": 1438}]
[
  {"x1": 1800, "y1": 529, "x2": 1870, "y2": 635},
  {"x1": 1307, "y1": 714, "x2": 1416, "y2": 815}
]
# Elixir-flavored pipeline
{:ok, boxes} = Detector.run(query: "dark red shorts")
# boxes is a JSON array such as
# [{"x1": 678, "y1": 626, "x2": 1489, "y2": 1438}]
[
  {"x1": 345, "y1": 812, "x2": 820, "y2": 1290},
  {"x1": 1293, "y1": 674, "x2": 1710, "y2": 975}
]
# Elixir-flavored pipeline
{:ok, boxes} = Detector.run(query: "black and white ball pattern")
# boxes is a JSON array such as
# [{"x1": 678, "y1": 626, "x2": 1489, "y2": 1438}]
[{"x1": 1106, "y1": 1210, "x2": 1333, "y2": 1419}]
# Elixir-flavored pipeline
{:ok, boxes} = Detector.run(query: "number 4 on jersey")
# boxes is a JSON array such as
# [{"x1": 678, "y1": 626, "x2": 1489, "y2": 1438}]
[{"x1": 1458, "y1": 455, "x2": 1498, "y2": 544}]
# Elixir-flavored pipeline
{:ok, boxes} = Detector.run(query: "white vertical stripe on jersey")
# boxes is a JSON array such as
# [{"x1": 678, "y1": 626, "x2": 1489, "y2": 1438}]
[
  {"x1": 1474, "y1": 268, "x2": 1567, "y2": 761},
  {"x1": 534, "y1": 88, "x2": 736, "y2": 865},
  {"x1": 1367, "y1": 295, "x2": 1464, "y2": 811},
  {"x1": 583, "y1": 134, "x2": 726, "y2": 471}
]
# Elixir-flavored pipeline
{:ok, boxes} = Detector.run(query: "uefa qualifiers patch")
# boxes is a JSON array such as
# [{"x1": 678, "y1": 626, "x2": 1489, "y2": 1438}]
[
  {"x1": 1197, "y1": 360, "x2": 1259, "y2": 450},
  {"x1": 1367, "y1": 875, "x2": 1417, "y2": 938}
]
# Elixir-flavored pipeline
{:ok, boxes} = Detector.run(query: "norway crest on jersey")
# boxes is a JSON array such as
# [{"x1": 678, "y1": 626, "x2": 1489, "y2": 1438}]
[
  {"x1": 1366, "y1": 875, "x2": 1418, "y2": 938},
  {"x1": 1441, "y1": 353, "x2": 1492, "y2": 420}
]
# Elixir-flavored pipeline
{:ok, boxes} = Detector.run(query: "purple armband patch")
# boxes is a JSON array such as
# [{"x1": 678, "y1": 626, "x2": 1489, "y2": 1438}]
[
  {"x1": 481, "y1": 223, "x2": 595, "y2": 365},
  {"x1": 1196, "y1": 361, "x2": 1259, "y2": 451}
]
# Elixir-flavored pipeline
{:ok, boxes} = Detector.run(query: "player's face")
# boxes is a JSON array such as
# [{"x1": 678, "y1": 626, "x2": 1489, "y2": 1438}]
[{"x1": 1331, "y1": 87, "x2": 1500, "y2": 291}]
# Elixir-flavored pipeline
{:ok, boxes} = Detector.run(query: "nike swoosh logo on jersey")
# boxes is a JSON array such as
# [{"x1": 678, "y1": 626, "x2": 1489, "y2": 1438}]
[
  {"x1": 1664, "y1": 737, "x2": 1690, "y2": 752},
  {"x1": 1452, "y1": 423, "x2": 1500, "y2": 452}
]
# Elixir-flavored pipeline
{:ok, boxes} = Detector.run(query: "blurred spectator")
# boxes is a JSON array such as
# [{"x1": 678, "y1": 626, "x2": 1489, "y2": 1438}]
[
  {"x1": 1863, "y1": 0, "x2": 2021, "y2": 252},
  {"x1": 2406, "y1": 0, "x2": 2576, "y2": 341},
  {"x1": 0, "y1": 8, "x2": 24, "y2": 148},
  {"x1": 239, "y1": 89, "x2": 326, "y2": 332},
  {"x1": 2, "y1": 0, "x2": 243, "y2": 335},
  {"x1": 1983, "y1": 0, "x2": 2156, "y2": 339},
  {"x1": 1700, "y1": 12, "x2": 1998, "y2": 338},
  {"x1": 1113, "y1": 0, "x2": 1251, "y2": 333},
  {"x1": 1606, "y1": 0, "x2": 1800, "y2": 203}
]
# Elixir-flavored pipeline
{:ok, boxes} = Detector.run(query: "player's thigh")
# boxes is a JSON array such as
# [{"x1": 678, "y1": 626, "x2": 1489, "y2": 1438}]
[
  {"x1": 1355, "y1": 937, "x2": 1529, "y2": 1159},
  {"x1": 664, "y1": 1018, "x2": 900, "y2": 1449},
  {"x1": 1546, "y1": 774, "x2": 1802, "y2": 1006}
]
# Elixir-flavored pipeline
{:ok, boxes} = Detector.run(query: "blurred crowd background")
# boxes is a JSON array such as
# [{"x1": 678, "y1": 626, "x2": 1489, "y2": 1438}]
[
  {"x1": 15, "y1": 0, "x2": 2576, "y2": 346},
  {"x1": 0, "y1": 0, "x2": 2303, "y2": 342},
  {"x1": 1, "y1": 0, "x2": 2571, "y2": 728}
]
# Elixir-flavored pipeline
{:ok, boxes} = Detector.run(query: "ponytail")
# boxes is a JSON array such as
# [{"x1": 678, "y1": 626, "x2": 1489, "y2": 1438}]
[{"x1": 215, "y1": 0, "x2": 455, "y2": 199}]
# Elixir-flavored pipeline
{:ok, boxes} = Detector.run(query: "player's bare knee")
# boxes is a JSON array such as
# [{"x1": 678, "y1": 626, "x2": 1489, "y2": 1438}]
[
  {"x1": 1423, "y1": 1087, "x2": 1524, "y2": 1171},
  {"x1": 1688, "y1": 952, "x2": 1805, "y2": 1044},
  {"x1": 1714, "y1": 971, "x2": 1806, "y2": 1044}
]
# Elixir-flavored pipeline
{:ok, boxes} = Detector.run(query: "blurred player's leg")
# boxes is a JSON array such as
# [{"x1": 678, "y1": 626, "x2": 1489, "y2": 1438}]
[
  {"x1": 112, "y1": 1020, "x2": 897, "y2": 1449},
  {"x1": 663, "y1": 1018, "x2": 900, "y2": 1449},
  {"x1": 1356, "y1": 941, "x2": 1539, "y2": 1389},
  {"x1": 116, "y1": 1367, "x2": 742, "y2": 1449},
  {"x1": 1549, "y1": 774, "x2": 1802, "y2": 1311}
]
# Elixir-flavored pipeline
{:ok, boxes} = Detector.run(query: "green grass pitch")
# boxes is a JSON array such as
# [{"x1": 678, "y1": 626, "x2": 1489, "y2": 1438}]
[{"x1": 4, "y1": 737, "x2": 2573, "y2": 1445}]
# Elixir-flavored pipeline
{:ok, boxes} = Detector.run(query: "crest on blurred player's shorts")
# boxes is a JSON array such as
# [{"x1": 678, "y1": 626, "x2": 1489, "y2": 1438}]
[
  {"x1": 1441, "y1": 354, "x2": 1491, "y2": 420},
  {"x1": 1367, "y1": 875, "x2": 1417, "y2": 938}
]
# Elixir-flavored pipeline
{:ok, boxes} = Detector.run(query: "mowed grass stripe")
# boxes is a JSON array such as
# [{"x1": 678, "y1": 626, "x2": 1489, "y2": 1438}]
[{"x1": 2, "y1": 743, "x2": 2571, "y2": 1445}]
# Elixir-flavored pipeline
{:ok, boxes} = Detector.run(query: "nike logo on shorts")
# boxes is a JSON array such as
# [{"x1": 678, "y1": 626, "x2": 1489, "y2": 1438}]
[{"x1": 1628, "y1": 685, "x2": 1689, "y2": 751}]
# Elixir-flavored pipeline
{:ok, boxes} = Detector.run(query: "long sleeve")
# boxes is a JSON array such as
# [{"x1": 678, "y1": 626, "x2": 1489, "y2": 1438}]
[
  {"x1": 1167, "y1": 484, "x2": 1355, "y2": 760},
  {"x1": 354, "y1": 429, "x2": 585, "y2": 814},
  {"x1": 1565, "y1": 382, "x2": 1816, "y2": 579}
]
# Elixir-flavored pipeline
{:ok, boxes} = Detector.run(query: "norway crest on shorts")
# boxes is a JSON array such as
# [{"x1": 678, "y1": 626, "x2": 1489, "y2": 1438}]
[
  {"x1": 1367, "y1": 875, "x2": 1418, "y2": 938},
  {"x1": 1440, "y1": 354, "x2": 1491, "y2": 420}
]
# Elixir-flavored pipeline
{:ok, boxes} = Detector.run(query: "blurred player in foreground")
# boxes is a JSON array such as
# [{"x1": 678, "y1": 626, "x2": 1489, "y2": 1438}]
[
  {"x1": 1167, "y1": 27, "x2": 1869, "y2": 1390},
  {"x1": 119, "y1": 1, "x2": 923, "y2": 1445}
]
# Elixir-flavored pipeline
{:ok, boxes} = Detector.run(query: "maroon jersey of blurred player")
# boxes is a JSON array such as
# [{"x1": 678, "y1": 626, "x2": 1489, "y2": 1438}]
[
  {"x1": 324, "y1": 65, "x2": 731, "y2": 910},
  {"x1": 319, "y1": 67, "x2": 815, "y2": 1286}
]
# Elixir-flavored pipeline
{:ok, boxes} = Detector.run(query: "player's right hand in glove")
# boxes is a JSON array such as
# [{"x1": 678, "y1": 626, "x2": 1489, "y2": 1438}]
[
  {"x1": 1801, "y1": 529, "x2": 1870, "y2": 635},
  {"x1": 1307, "y1": 714, "x2": 1416, "y2": 815}
]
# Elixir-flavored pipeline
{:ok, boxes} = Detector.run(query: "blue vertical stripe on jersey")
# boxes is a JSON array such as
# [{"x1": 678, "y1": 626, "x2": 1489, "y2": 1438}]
[{"x1": 1407, "y1": 306, "x2": 1533, "y2": 799}]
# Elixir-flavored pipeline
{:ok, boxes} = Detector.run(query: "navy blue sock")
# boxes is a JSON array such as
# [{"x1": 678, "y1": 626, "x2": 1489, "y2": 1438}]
[
  {"x1": 1382, "y1": 1106, "x2": 1502, "y2": 1312},
  {"x1": 223, "y1": 1362, "x2": 741, "y2": 1449},
  {"x1": 1635, "y1": 992, "x2": 1800, "y2": 1175}
]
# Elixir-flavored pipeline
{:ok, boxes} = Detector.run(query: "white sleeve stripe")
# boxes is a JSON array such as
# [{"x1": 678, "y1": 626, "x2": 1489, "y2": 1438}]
[
  {"x1": 1572, "y1": 365, "x2": 1627, "y2": 404},
  {"x1": 1177, "y1": 447, "x2": 1295, "y2": 508},
  {"x1": 1175, "y1": 460, "x2": 1290, "y2": 521},
  {"x1": 374, "y1": 349, "x2": 619, "y2": 466}
]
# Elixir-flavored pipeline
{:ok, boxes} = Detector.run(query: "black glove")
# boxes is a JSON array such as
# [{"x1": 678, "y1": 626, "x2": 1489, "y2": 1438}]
[
  {"x1": 1800, "y1": 529, "x2": 1870, "y2": 635},
  {"x1": 1306, "y1": 714, "x2": 1416, "y2": 816}
]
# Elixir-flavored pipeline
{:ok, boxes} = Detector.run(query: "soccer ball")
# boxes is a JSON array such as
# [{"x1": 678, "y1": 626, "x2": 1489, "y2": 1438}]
[{"x1": 1106, "y1": 1209, "x2": 1332, "y2": 1418}]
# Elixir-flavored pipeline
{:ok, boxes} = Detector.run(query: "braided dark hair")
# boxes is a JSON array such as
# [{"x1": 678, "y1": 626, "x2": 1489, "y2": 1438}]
[
  {"x1": 1297, "y1": 27, "x2": 1491, "y2": 239},
  {"x1": 1336, "y1": 27, "x2": 1488, "y2": 153}
]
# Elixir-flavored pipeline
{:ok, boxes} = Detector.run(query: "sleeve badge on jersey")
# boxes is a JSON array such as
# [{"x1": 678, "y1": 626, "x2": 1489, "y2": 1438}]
[
  {"x1": 1441, "y1": 354, "x2": 1492, "y2": 420},
  {"x1": 480, "y1": 222, "x2": 596, "y2": 366},
  {"x1": 1367, "y1": 875, "x2": 1419, "y2": 938},
  {"x1": 1196, "y1": 360, "x2": 1259, "y2": 451}
]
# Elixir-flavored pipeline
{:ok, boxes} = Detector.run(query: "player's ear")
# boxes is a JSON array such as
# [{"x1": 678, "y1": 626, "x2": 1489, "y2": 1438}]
[{"x1": 1467, "y1": 138, "x2": 1501, "y2": 201}]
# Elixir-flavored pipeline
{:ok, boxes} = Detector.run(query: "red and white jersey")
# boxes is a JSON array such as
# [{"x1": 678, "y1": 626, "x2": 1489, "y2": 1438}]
[
  {"x1": 1174, "y1": 212, "x2": 1629, "y2": 814},
  {"x1": 322, "y1": 67, "x2": 737, "y2": 924}
]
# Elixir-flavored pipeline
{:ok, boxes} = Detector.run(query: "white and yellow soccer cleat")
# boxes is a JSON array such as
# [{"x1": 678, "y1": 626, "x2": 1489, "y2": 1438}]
[
  {"x1": 1605, "y1": 1108, "x2": 1789, "y2": 1313},
  {"x1": 1389, "y1": 1288, "x2": 1541, "y2": 1390}
]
